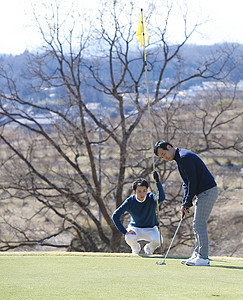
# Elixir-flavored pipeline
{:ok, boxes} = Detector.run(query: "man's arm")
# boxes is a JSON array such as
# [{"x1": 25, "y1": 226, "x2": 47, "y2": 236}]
[
  {"x1": 112, "y1": 201, "x2": 128, "y2": 235},
  {"x1": 153, "y1": 171, "x2": 166, "y2": 204},
  {"x1": 181, "y1": 158, "x2": 197, "y2": 208}
]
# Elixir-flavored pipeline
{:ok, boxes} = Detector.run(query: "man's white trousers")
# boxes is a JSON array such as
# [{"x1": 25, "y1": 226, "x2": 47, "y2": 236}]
[{"x1": 125, "y1": 225, "x2": 162, "y2": 254}]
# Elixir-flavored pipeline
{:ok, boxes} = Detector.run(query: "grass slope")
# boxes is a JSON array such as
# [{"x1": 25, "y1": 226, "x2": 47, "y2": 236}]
[{"x1": 0, "y1": 253, "x2": 242, "y2": 300}]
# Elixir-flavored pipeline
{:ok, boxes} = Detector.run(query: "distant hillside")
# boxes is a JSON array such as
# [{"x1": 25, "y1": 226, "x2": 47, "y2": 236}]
[{"x1": 1, "y1": 43, "x2": 243, "y2": 107}]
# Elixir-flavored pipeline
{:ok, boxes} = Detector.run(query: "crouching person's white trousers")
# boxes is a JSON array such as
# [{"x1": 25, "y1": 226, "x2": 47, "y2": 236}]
[{"x1": 125, "y1": 225, "x2": 162, "y2": 254}]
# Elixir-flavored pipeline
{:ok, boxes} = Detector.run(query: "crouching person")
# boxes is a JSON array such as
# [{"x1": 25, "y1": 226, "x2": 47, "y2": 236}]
[{"x1": 112, "y1": 171, "x2": 165, "y2": 254}]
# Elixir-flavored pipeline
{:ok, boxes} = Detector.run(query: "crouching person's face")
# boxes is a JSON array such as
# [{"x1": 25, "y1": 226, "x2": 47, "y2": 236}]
[{"x1": 135, "y1": 185, "x2": 148, "y2": 201}]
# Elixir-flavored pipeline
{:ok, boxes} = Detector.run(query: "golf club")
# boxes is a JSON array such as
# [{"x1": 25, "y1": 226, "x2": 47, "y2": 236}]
[{"x1": 156, "y1": 216, "x2": 183, "y2": 265}]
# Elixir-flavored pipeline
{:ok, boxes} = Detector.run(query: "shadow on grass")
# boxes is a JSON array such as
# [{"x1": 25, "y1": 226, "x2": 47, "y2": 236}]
[
  {"x1": 139, "y1": 254, "x2": 163, "y2": 259},
  {"x1": 210, "y1": 258, "x2": 243, "y2": 270},
  {"x1": 139, "y1": 255, "x2": 243, "y2": 270},
  {"x1": 139, "y1": 255, "x2": 187, "y2": 259},
  {"x1": 210, "y1": 265, "x2": 243, "y2": 270}
]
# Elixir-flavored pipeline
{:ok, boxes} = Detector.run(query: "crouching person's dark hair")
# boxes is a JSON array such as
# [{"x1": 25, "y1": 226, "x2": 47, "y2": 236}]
[{"x1": 132, "y1": 178, "x2": 149, "y2": 191}]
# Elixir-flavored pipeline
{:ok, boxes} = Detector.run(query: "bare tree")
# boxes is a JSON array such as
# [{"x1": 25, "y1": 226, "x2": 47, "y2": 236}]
[{"x1": 0, "y1": 0, "x2": 242, "y2": 253}]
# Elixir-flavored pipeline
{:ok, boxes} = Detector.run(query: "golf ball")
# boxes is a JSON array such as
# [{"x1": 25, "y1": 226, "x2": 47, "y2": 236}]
[{"x1": 156, "y1": 261, "x2": 163, "y2": 265}]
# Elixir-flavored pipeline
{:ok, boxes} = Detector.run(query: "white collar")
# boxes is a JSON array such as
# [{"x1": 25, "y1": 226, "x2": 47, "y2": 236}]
[{"x1": 135, "y1": 195, "x2": 147, "y2": 203}]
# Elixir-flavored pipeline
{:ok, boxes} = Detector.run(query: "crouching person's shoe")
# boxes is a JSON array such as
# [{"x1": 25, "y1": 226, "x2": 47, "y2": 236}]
[
  {"x1": 144, "y1": 244, "x2": 153, "y2": 255},
  {"x1": 186, "y1": 257, "x2": 210, "y2": 266},
  {"x1": 131, "y1": 243, "x2": 141, "y2": 254}
]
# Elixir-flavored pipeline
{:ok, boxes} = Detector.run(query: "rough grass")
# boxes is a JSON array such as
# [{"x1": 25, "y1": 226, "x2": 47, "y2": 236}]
[{"x1": 0, "y1": 252, "x2": 242, "y2": 300}]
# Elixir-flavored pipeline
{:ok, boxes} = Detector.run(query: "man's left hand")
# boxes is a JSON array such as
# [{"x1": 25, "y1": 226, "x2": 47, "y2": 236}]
[{"x1": 181, "y1": 206, "x2": 190, "y2": 218}]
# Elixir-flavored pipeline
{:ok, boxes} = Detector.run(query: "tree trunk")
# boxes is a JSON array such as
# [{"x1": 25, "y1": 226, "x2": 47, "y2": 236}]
[{"x1": 110, "y1": 230, "x2": 122, "y2": 253}]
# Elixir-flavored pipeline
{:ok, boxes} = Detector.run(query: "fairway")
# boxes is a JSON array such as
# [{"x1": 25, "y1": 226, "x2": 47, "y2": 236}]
[{"x1": 0, "y1": 253, "x2": 242, "y2": 300}]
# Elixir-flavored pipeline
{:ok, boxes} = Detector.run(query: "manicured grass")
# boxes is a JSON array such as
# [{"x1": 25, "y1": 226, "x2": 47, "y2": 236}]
[{"x1": 0, "y1": 253, "x2": 242, "y2": 300}]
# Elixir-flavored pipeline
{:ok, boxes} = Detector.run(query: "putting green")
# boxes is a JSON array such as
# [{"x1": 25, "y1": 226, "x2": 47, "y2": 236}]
[{"x1": 0, "y1": 252, "x2": 242, "y2": 299}]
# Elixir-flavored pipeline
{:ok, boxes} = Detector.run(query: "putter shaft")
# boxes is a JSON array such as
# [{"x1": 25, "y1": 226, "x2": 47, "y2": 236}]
[{"x1": 163, "y1": 217, "x2": 183, "y2": 262}]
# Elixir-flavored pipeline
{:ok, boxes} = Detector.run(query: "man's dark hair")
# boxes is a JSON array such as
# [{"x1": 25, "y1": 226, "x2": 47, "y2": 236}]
[
  {"x1": 132, "y1": 178, "x2": 149, "y2": 191},
  {"x1": 154, "y1": 141, "x2": 173, "y2": 156}
]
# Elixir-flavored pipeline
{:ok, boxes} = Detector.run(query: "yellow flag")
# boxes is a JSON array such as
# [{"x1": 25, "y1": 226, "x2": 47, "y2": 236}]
[{"x1": 136, "y1": 15, "x2": 149, "y2": 47}]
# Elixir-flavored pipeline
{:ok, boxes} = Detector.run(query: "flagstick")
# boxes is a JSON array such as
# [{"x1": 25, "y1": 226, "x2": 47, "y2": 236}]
[{"x1": 140, "y1": 8, "x2": 163, "y2": 256}]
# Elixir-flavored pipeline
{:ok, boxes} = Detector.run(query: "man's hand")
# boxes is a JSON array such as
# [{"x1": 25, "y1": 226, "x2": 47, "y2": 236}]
[
  {"x1": 153, "y1": 171, "x2": 160, "y2": 182},
  {"x1": 181, "y1": 206, "x2": 190, "y2": 219},
  {"x1": 126, "y1": 230, "x2": 136, "y2": 235}
]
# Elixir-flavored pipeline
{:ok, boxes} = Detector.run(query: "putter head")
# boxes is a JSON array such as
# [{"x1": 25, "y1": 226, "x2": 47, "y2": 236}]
[{"x1": 156, "y1": 261, "x2": 166, "y2": 265}]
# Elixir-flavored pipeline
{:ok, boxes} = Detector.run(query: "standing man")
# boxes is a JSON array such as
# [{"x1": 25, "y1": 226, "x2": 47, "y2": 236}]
[{"x1": 154, "y1": 141, "x2": 218, "y2": 266}]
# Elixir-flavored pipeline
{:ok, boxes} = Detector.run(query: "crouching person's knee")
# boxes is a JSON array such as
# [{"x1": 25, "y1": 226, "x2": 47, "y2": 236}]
[
  {"x1": 152, "y1": 234, "x2": 163, "y2": 249},
  {"x1": 125, "y1": 233, "x2": 137, "y2": 244}
]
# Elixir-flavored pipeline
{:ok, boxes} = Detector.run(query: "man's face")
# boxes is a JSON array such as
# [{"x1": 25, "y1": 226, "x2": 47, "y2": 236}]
[
  {"x1": 157, "y1": 145, "x2": 175, "y2": 161},
  {"x1": 134, "y1": 185, "x2": 148, "y2": 201}
]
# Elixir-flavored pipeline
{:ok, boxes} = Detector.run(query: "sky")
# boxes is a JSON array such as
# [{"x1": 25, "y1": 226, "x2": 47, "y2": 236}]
[{"x1": 0, "y1": 0, "x2": 243, "y2": 55}]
